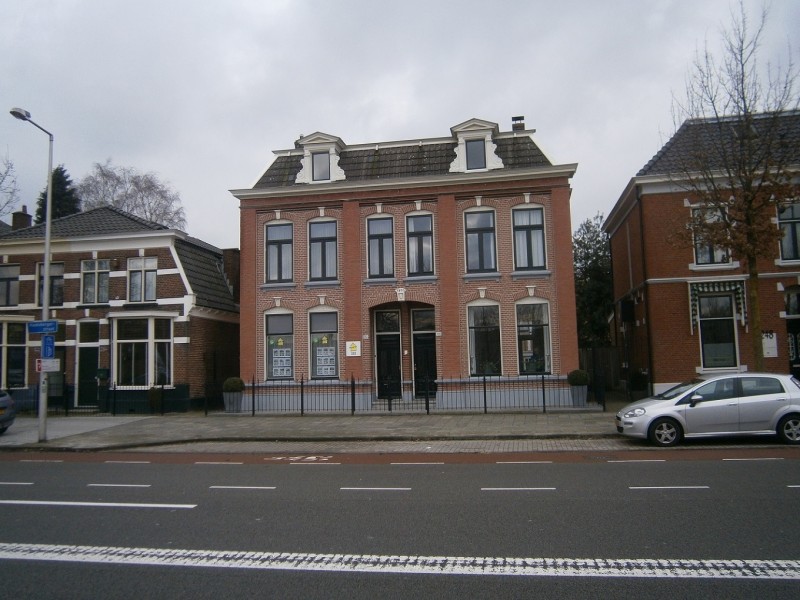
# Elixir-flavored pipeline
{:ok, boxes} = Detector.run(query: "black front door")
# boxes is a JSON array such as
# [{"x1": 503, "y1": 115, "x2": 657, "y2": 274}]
[
  {"x1": 788, "y1": 319, "x2": 800, "y2": 379},
  {"x1": 413, "y1": 332, "x2": 437, "y2": 397},
  {"x1": 376, "y1": 334, "x2": 401, "y2": 399},
  {"x1": 78, "y1": 346, "x2": 99, "y2": 406}
]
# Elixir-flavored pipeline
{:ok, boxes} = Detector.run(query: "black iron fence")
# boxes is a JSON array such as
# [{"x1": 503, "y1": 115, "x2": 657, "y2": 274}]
[{"x1": 219, "y1": 374, "x2": 597, "y2": 415}]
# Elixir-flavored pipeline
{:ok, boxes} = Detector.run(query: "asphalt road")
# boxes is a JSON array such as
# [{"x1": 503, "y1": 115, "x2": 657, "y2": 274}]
[{"x1": 0, "y1": 450, "x2": 799, "y2": 598}]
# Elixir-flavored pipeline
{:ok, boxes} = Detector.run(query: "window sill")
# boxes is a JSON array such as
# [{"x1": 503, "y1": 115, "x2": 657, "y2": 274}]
[
  {"x1": 123, "y1": 302, "x2": 159, "y2": 309},
  {"x1": 77, "y1": 303, "x2": 111, "y2": 309},
  {"x1": 364, "y1": 278, "x2": 397, "y2": 286},
  {"x1": 406, "y1": 276, "x2": 438, "y2": 284},
  {"x1": 512, "y1": 270, "x2": 551, "y2": 279},
  {"x1": 688, "y1": 261, "x2": 739, "y2": 271},
  {"x1": 775, "y1": 259, "x2": 800, "y2": 267},
  {"x1": 305, "y1": 280, "x2": 340, "y2": 289},
  {"x1": 260, "y1": 282, "x2": 297, "y2": 291},
  {"x1": 463, "y1": 272, "x2": 500, "y2": 282}
]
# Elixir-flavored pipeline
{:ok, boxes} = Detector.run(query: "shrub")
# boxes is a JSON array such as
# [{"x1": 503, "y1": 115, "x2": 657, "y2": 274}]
[
  {"x1": 567, "y1": 369, "x2": 590, "y2": 386},
  {"x1": 223, "y1": 377, "x2": 245, "y2": 393}
]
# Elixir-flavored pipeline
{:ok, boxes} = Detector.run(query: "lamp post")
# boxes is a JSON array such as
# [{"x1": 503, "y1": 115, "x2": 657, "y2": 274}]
[{"x1": 10, "y1": 107, "x2": 53, "y2": 442}]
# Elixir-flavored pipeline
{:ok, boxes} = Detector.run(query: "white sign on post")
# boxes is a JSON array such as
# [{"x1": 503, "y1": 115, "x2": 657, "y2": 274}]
[{"x1": 36, "y1": 358, "x2": 61, "y2": 373}]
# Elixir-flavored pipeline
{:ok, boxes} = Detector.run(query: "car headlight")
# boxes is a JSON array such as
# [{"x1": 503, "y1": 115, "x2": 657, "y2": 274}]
[{"x1": 623, "y1": 407, "x2": 646, "y2": 418}]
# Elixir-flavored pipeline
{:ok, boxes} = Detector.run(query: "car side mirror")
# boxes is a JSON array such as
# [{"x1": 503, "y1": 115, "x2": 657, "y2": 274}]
[{"x1": 688, "y1": 394, "x2": 704, "y2": 408}]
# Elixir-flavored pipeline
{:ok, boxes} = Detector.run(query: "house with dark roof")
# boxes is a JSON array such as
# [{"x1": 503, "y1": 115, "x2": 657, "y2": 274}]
[
  {"x1": 230, "y1": 117, "x2": 580, "y2": 409},
  {"x1": 603, "y1": 111, "x2": 800, "y2": 394},
  {"x1": 0, "y1": 205, "x2": 239, "y2": 411}
]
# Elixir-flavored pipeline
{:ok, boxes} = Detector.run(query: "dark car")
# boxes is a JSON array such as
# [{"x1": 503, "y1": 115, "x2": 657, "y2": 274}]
[{"x1": 0, "y1": 390, "x2": 15, "y2": 434}]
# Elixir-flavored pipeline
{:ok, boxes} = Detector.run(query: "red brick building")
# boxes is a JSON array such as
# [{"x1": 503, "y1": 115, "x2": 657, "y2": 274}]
[
  {"x1": 604, "y1": 111, "x2": 800, "y2": 394},
  {"x1": 0, "y1": 206, "x2": 239, "y2": 410},
  {"x1": 231, "y1": 117, "x2": 579, "y2": 408}
]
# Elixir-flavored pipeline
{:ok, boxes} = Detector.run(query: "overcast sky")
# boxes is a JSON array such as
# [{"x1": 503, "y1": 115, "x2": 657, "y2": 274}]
[{"x1": 1, "y1": 0, "x2": 797, "y2": 250}]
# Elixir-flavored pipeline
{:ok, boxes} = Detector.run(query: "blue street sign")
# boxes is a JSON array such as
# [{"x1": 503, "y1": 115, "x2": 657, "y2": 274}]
[
  {"x1": 42, "y1": 335, "x2": 55, "y2": 359},
  {"x1": 28, "y1": 320, "x2": 58, "y2": 334}
]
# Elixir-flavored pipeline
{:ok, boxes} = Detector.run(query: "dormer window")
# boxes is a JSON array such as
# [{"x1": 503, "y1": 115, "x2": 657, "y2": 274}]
[
  {"x1": 312, "y1": 152, "x2": 330, "y2": 181},
  {"x1": 449, "y1": 118, "x2": 504, "y2": 174},
  {"x1": 466, "y1": 139, "x2": 486, "y2": 170}
]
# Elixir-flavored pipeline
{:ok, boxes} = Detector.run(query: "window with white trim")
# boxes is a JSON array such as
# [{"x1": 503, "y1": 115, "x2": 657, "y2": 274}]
[
  {"x1": 0, "y1": 322, "x2": 26, "y2": 388},
  {"x1": 266, "y1": 313, "x2": 293, "y2": 379},
  {"x1": 468, "y1": 304, "x2": 501, "y2": 375},
  {"x1": 312, "y1": 152, "x2": 330, "y2": 181},
  {"x1": 128, "y1": 257, "x2": 157, "y2": 302},
  {"x1": 309, "y1": 221, "x2": 337, "y2": 280},
  {"x1": 779, "y1": 202, "x2": 800, "y2": 260},
  {"x1": 465, "y1": 210, "x2": 497, "y2": 273},
  {"x1": 693, "y1": 208, "x2": 729, "y2": 265},
  {"x1": 115, "y1": 317, "x2": 172, "y2": 386},
  {"x1": 513, "y1": 207, "x2": 546, "y2": 270},
  {"x1": 266, "y1": 223, "x2": 293, "y2": 283},
  {"x1": 517, "y1": 302, "x2": 550, "y2": 374},
  {"x1": 407, "y1": 214, "x2": 433, "y2": 276},
  {"x1": 38, "y1": 262, "x2": 64, "y2": 307},
  {"x1": 81, "y1": 259, "x2": 110, "y2": 304},
  {"x1": 465, "y1": 139, "x2": 486, "y2": 170},
  {"x1": 698, "y1": 295, "x2": 737, "y2": 368},
  {"x1": 0, "y1": 265, "x2": 19, "y2": 307},
  {"x1": 368, "y1": 217, "x2": 394, "y2": 278},
  {"x1": 310, "y1": 311, "x2": 338, "y2": 378}
]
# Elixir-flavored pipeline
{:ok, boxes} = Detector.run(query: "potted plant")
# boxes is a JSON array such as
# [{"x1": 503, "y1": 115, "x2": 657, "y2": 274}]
[
  {"x1": 222, "y1": 376, "x2": 245, "y2": 413},
  {"x1": 567, "y1": 369, "x2": 590, "y2": 406}
]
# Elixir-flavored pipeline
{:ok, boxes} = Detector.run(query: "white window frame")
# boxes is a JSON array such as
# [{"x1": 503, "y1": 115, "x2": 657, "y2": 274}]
[
  {"x1": 467, "y1": 301, "x2": 502, "y2": 376},
  {"x1": 515, "y1": 299, "x2": 551, "y2": 375},
  {"x1": 308, "y1": 219, "x2": 338, "y2": 281},
  {"x1": 113, "y1": 317, "x2": 173, "y2": 387},
  {"x1": 406, "y1": 212, "x2": 434, "y2": 277},
  {"x1": 127, "y1": 257, "x2": 157, "y2": 303},
  {"x1": 697, "y1": 294, "x2": 739, "y2": 371},
  {"x1": 309, "y1": 309, "x2": 338, "y2": 379},
  {"x1": 265, "y1": 309, "x2": 294, "y2": 380},
  {"x1": 464, "y1": 208, "x2": 497, "y2": 273},
  {"x1": 367, "y1": 216, "x2": 394, "y2": 279},
  {"x1": 512, "y1": 206, "x2": 546, "y2": 271},
  {"x1": 81, "y1": 259, "x2": 110, "y2": 304},
  {"x1": 0, "y1": 320, "x2": 27, "y2": 388}
]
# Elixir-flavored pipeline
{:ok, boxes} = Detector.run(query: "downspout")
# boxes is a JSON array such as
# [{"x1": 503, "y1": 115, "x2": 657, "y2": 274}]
[{"x1": 636, "y1": 184, "x2": 656, "y2": 396}]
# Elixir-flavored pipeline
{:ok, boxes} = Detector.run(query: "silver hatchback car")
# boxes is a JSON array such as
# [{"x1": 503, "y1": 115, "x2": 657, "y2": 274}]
[{"x1": 616, "y1": 372, "x2": 800, "y2": 446}]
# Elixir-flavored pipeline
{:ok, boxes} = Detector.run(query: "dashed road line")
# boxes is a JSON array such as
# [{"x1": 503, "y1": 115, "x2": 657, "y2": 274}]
[
  {"x1": 722, "y1": 457, "x2": 784, "y2": 461},
  {"x1": 496, "y1": 461, "x2": 553, "y2": 464},
  {"x1": 210, "y1": 486, "x2": 276, "y2": 490},
  {"x1": 340, "y1": 487, "x2": 412, "y2": 491},
  {"x1": 194, "y1": 461, "x2": 244, "y2": 465},
  {"x1": 0, "y1": 500, "x2": 195, "y2": 509},
  {"x1": 481, "y1": 487, "x2": 556, "y2": 491},
  {"x1": 87, "y1": 484, "x2": 151, "y2": 488},
  {"x1": 104, "y1": 460, "x2": 151, "y2": 464},
  {"x1": 0, "y1": 482, "x2": 33, "y2": 486},
  {"x1": 390, "y1": 462, "x2": 445, "y2": 466},
  {"x1": 1, "y1": 543, "x2": 797, "y2": 579},
  {"x1": 629, "y1": 486, "x2": 710, "y2": 490},
  {"x1": 608, "y1": 460, "x2": 666, "y2": 463}
]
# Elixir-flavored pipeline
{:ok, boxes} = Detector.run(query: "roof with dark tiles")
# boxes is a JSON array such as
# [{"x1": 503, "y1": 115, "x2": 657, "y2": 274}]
[
  {"x1": 252, "y1": 128, "x2": 552, "y2": 189},
  {"x1": 0, "y1": 205, "x2": 237, "y2": 315},
  {"x1": 637, "y1": 110, "x2": 800, "y2": 177},
  {"x1": 0, "y1": 205, "x2": 168, "y2": 240}
]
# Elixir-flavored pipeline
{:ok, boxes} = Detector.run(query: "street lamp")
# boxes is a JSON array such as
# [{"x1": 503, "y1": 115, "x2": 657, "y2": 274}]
[{"x1": 10, "y1": 107, "x2": 54, "y2": 442}]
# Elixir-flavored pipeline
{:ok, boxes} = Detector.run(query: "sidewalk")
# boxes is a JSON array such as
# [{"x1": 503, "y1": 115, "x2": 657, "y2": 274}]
[{"x1": 0, "y1": 402, "x2": 625, "y2": 453}]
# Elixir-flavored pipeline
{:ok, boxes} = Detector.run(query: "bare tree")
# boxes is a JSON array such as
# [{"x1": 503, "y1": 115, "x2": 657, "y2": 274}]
[
  {"x1": 78, "y1": 159, "x2": 187, "y2": 230},
  {"x1": 671, "y1": 1, "x2": 800, "y2": 370},
  {"x1": 0, "y1": 154, "x2": 19, "y2": 219}
]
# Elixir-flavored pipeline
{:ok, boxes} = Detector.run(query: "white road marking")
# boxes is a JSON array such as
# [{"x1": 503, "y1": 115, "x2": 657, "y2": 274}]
[
  {"x1": 0, "y1": 500, "x2": 195, "y2": 509},
  {"x1": 0, "y1": 482, "x2": 33, "y2": 486},
  {"x1": 340, "y1": 487, "x2": 412, "y2": 491},
  {"x1": 608, "y1": 460, "x2": 666, "y2": 463},
  {"x1": 289, "y1": 462, "x2": 341, "y2": 466},
  {"x1": 496, "y1": 461, "x2": 553, "y2": 464},
  {"x1": 629, "y1": 486, "x2": 710, "y2": 490},
  {"x1": 722, "y1": 458, "x2": 784, "y2": 461},
  {"x1": 788, "y1": 485, "x2": 800, "y2": 488},
  {"x1": 481, "y1": 487, "x2": 556, "y2": 491},
  {"x1": 0, "y1": 543, "x2": 797, "y2": 579},
  {"x1": 194, "y1": 461, "x2": 243, "y2": 465},
  {"x1": 210, "y1": 486, "x2": 276, "y2": 490},
  {"x1": 104, "y1": 460, "x2": 151, "y2": 464},
  {"x1": 87, "y1": 484, "x2": 151, "y2": 488},
  {"x1": 19, "y1": 459, "x2": 63, "y2": 463},
  {"x1": 390, "y1": 462, "x2": 445, "y2": 466}
]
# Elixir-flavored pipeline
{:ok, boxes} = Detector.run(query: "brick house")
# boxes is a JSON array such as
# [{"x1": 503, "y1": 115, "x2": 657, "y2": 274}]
[
  {"x1": 0, "y1": 205, "x2": 239, "y2": 410},
  {"x1": 231, "y1": 117, "x2": 579, "y2": 408},
  {"x1": 603, "y1": 111, "x2": 800, "y2": 394}
]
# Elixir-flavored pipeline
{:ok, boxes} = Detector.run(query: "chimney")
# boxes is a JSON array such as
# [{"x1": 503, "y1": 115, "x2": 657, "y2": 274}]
[
  {"x1": 511, "y1": 116, "x2": 525, "y2": 131},
  {"x1": 12, "y1": 205, "x2": 32, "y2": 230}
]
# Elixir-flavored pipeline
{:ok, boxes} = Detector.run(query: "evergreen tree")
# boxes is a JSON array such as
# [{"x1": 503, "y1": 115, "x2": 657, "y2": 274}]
[
  {"x1": 573, "y1": 213, "x2": 612, "y2": 347},
  {"x1": 35, "y1": 165, "x2": 81, "y2": 224}
]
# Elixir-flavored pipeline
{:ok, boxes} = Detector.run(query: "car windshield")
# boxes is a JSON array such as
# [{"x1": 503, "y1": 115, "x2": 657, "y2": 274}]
[{"x1": 656, "y1": 378, "x2": 705, "y2": 400}]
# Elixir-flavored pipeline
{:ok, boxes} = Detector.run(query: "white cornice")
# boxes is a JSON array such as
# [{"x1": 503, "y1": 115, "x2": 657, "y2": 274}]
[
  {"x1": 231, "y1": 163, "x2": 578, "y2": 200},
  {"x1": 0, "y1": 230, "x2": 181, "y2": 255}
]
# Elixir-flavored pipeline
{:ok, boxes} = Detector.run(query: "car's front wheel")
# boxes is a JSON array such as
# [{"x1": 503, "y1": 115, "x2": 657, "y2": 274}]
[
  {"x1": 777, "y1": 414, "x2": 800, "y2": 445},
  {"x1": 648, "y1": 418, "x2": 682, "y2": 447}
]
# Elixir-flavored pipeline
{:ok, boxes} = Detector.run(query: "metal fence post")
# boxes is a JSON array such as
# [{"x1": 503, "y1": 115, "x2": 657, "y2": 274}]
[
  {"x1": 424, "y1": 375, "x2": 430, "y2": 415},
  {"x1": 251, "y1": 376, "x2": 256, "y2": 416},
  {"x1": 300, "y1": 376, "x2": 305, "y2": 416},
  {"x1": 351, "y1": 374, "x2": 356, "y2": 415},
  {"x1": 483, "y1": 375, "x2": 488, "y2": 414},
  {"x1": 541, "y1": 374, "x2": 546, "y2": 414}
]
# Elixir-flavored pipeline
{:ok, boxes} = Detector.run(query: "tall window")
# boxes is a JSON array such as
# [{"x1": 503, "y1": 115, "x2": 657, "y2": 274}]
[
  {"x1": 309, "y1": 221, "x2": 337, "y2": 280},
  {"x1": 465, "y1": 211, "x2": 496, "y2": 273},
  {"x1": 368, "y1": 218, "x2": 394, "y2": 278},
  {"x1": 779, "y1": 202, "x2": 800, "y2": 260},
  {"x1": 38, "y1": 262, "x2": 64, "y2": 307},
  {"x1": 698, "y1": 295, "x2": 737, "y2": 368},
  {"x1": 468, "y1": 305, "x2": 501, "y2": 375},
  {"x1": 513, "y1": 208, "x2": 546, "y2": 270},
  {"x1": 466, "y1": 139, "x2": 486, "y2": 170},
  {"x1": 266, "y1": 313, "x2": 293, "y2": 379},
  {"x1": 81, "y1": 259, "x2": 110, "y2": 304},
  {"x1": 693, "y1": 208, "x2": 728, "y2": 265},
  {"x1": 0, "y1": 322, "x2": 26, "y2": 388},
  {"x1": 115, "y1": 318, "x2": 172, "y2": 386},
  {"x1": 407, "y1": 214, "x2": 433, "y2": 276},
  {"x1": 0, "y1": 265, "x2": 20, "y2": 307},
  {"x1": 128, "y1": 257, "x2": 157, "y2": 302},
  {"x1": 312, "y1": 152, "x2": 330, "y2": 181},
  {"x1": 310, "y1": 312, "x2": 338, "y2": 378},
  {"x1": 517, "y1": 303, "x2": 551, "y2": 374},
  {"x1": 266, "y1": 223, "x2": 293, "y2": 283}
]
